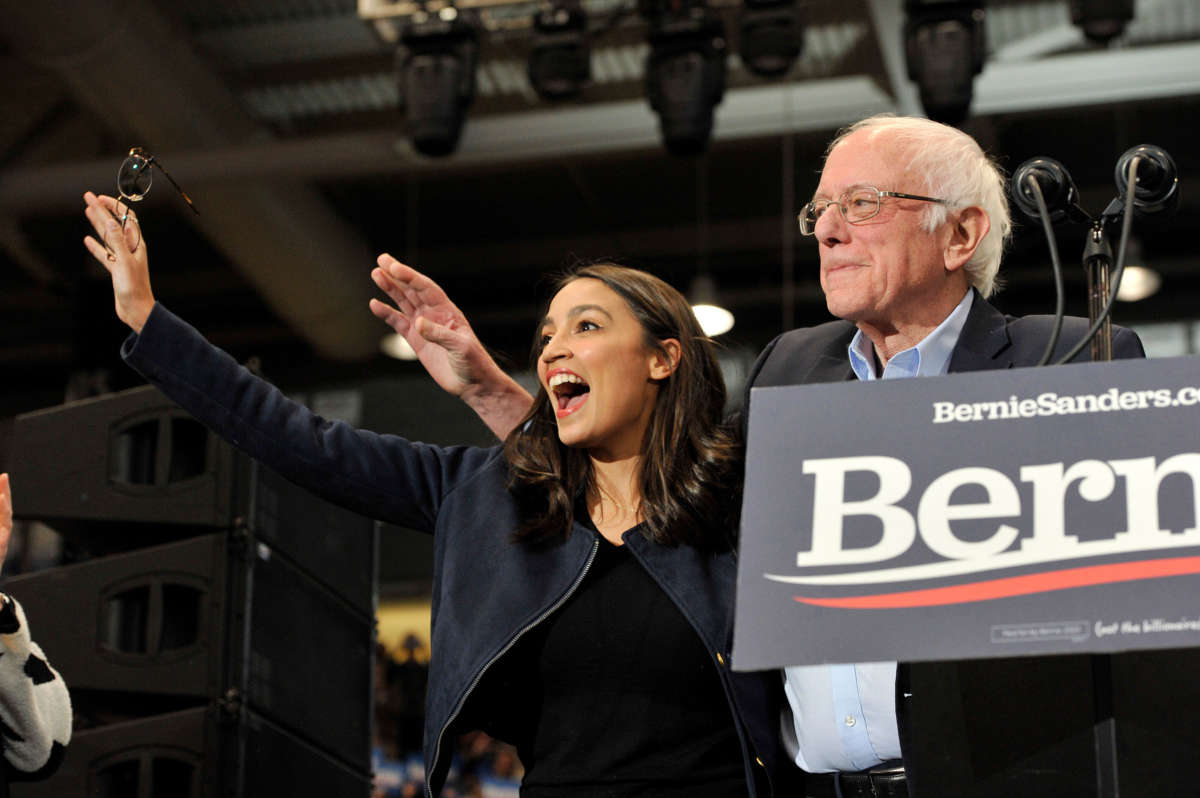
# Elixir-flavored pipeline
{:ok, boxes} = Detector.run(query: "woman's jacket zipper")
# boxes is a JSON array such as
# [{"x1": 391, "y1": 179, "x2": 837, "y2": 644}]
[{"x1": 425, "y1": 537, "x2": 600, "y2": 798}]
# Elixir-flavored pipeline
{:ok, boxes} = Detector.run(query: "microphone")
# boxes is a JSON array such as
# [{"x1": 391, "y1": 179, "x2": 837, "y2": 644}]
[
  {"x1": 1114, "y1": 144, "x2": 1179, "y2": 216},
  {"x1": 1010, "y1": 157, "x2": 1085, "y2": 224}
]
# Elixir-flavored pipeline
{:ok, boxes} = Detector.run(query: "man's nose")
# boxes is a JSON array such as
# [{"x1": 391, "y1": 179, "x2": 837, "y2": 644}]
[{"x1": 814, "y1": 201, "x2": 849, "y2": 244}]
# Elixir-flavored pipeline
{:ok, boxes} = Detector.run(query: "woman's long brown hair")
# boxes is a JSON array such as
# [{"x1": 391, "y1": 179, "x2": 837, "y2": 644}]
[{"x1": 503, "y1": 263, "x2": 741, "y2": 550}]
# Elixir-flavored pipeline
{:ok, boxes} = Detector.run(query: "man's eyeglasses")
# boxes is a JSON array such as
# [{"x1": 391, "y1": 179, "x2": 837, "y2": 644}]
[
  {"x1": 104, "y1": 147, "x2": 198, "y2": 260},
  {"x1": 797, "y1": 186, "x2": 949, "y2": 236}
]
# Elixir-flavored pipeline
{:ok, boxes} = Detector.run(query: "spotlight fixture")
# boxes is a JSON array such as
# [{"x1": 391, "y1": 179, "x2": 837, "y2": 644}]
[
  {"x1": 738, "y1": 0, "x2": 805, "y2": 79},
  {"x1": 643, "y1": 7, "x2": 727, "y2": 156},
  {"x1": 528, "y1": 1, "x2": 591, "y2": 100},
  {"x1": 1069, "y1": 0, "x2": 1134, "y2": 44},
  {"x1": 396, "y1": 7, "x2": 479, "y2": 157},
  {"x1": 903, "y1": 0, "x2": 986, "y2": 126}
]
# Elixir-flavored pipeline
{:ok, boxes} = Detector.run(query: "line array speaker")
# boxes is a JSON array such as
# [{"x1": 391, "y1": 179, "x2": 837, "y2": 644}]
[
  {"x1": 10, "y1": 384, "x2": 376, "y2": 615},
  {"x1": 12, "y1": 705, "x2": 372, "y2": 797}
]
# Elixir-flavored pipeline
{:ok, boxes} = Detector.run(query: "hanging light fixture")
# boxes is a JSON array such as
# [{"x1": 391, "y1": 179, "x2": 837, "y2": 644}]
[
  {"x1": 738, "y1": 0, "x2": 805, "y2": 79},
  {"x1": 643, "y1": 5, "x2": 727, "y2": 156},
  {"x1": 396, "y1": 6, "x2": 479, "y2": 157},
  {"x1": 528, "y1": 0, "x2": 591, "y2": 100},
  {"x1": 903, "y1": 0, "x2": 986, "y2": 125},
  {"x1": 1115, "y1": 239, "x2": 1161, "y2": 302},
  {"x1": 1070, "y1": 0, "x2": 1134, "y2": 44},
  {"x1": 380, "y1": 333, "x2": 419, "y2": 360},
  {"x1": 690, "y1": 274, "x2": 735, "y2": 336}
]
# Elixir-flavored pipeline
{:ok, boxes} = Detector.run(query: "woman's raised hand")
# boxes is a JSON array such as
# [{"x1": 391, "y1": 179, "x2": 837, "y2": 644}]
[
  {"x1": 369, "y1": 254, "x2": 500, "y2": 398},
  {"x1": 83, "y1": 191, "x2": 155, "y2": 333},
  {"x1": 370, "y1": 254, "x2": 533, "y2": 438}
]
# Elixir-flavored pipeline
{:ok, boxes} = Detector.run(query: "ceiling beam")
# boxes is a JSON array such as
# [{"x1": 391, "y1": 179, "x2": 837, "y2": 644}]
[
  {"x1": 0, "y1": 0, "x2": 383, "y2": 361},
  {"x1": 6, "y1": 35, "x2": 1199, "y2": 213}
]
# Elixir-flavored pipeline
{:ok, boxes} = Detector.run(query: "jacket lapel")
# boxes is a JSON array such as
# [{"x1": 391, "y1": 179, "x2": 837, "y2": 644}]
[
  {"x1": 804, "y1": 328, "x2": 857, "y2": 384},
  {"x1": 946, "y1": 290, "x2": 1013, "y2": 373}
]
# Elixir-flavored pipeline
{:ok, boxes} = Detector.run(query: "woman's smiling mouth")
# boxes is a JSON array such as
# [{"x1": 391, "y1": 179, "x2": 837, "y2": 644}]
[{"x1": 548, "y1": 371, "x2": 590, "y2": 418}]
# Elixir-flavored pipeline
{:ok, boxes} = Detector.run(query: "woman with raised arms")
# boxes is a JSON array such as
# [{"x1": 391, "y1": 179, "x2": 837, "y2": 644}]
[{"x1": 83, "y1": 191, "x2": 782, "y2": 798}]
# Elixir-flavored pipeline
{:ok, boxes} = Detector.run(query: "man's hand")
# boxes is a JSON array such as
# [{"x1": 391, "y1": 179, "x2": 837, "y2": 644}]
[
  {"x1": 82, "y1": 192, "x2": 155, "y2": 333},
  {"x1": 370, "y1": 254, "x2": 533, "y2": 439}
]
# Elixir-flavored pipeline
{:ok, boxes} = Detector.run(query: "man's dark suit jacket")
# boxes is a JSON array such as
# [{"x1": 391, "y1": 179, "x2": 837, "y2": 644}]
[{"x1": 743, "y1": 292, "x2": 1200, "y2": 798}]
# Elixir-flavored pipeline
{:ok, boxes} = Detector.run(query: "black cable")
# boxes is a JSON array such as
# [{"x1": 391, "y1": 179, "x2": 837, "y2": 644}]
[
  {"x1": 1054, "y1": 155, "x2": 1140, "y2": 365},
  {"x1": 1026, "y1": 175, "x2": 1066, "y2": 367}
]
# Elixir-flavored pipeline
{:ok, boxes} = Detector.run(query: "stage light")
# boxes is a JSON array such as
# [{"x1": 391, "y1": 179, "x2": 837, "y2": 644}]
[
  {"x1": 528, "y1": 2, "x2": 591, "y2": 100},
  {"x1": 644, "y1": 8, "x2": 727, "y2": 156},
  {"x1": 1115, "y1": 240, "x2": 1160, "y2": 302},
  {"x1": 903, "y1": 0, "x2": 986, "y2": 126},
  {"x1": 690, "y1": 274, "x2": 735, "y2": 336},
  {"x1": 1116, "y1": 266, "x2": 1161, "y2": 302},
  {"x1": 1069, "y1": 0, "x2": 1134, "y2": 44},
  {"x1": 738, "y1": 0, "x2": 805, "y2": 79},
  {"x1": 380, "y1": 333, "x2": 419, "y2": 360},
  {"x1": 396, "y1": 8, "x2": 479, "y2": 157}
]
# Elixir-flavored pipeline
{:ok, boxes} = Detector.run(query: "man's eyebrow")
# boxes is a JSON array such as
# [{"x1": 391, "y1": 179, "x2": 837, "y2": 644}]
[{"x1": 812, "y1": 182, "x2": 873, "y2": 200}]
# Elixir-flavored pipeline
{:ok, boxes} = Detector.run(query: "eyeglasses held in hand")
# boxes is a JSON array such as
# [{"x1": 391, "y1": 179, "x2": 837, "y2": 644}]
[
  {"x1": 797, "y1": 186, "x2": 949, "y2": 236},
  {"x1": 104, "y1": 147, "x2": 199, "y2": 261}
]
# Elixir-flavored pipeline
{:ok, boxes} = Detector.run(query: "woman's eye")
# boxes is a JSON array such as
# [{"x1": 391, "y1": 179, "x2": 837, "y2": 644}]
[
  {"x1": 538, "y1": 333, "x2": 553, "y2": 349},
  {"x1": 577, "y1": 320, "x2": 599, "y2": 333}
]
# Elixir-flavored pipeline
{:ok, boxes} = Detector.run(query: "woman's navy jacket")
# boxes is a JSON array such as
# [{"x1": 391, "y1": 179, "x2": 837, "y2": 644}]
[{"x1": 121, "y1": 304, "x2": 784, "y2": 797}]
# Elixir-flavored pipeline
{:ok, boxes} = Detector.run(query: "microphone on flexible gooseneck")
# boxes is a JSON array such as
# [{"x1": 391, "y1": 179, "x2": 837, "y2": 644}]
[
  {"x1": 1010, "y1": 146, "x2": 1182, "y2": 365},
  {"x1": 1010, "y1": 157, "x2": 1088, "y2": 225},
  {"x1": 1009, "y1": 158, "x2": 1081, "y2": 365},
  {"x1": 1114, "y1": 144, "x2": 1180, "y2": 217}
]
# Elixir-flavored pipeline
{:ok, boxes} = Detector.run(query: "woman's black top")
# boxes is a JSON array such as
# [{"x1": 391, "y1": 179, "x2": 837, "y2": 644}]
[{"x1": 461, "y1": 529, "x2": 747, "y2": 797}]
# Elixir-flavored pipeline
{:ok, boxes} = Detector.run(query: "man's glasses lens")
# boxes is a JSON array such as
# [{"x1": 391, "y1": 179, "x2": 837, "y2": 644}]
[
  {"x1": 797, "y1": 188, "x2": 883, "y2": 235},
  {"x1": 799, "y1": 203, "x2": 820, "y2": 235},
  {"x1": 844, "y1": 188, "x2": 882, "y2": 221}
]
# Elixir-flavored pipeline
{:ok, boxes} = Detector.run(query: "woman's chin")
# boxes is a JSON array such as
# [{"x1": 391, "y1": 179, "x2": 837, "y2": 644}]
[
  {"x1": 557, "y1": 432, "x2": 587, "y2": 448},
  {"x1": 554, "y1": 422, "x2": 592, "y2": 449}
]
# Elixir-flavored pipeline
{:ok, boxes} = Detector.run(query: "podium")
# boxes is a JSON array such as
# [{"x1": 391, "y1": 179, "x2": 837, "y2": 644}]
[
  {"x1": 6, "y1": 385, "x2": 377, "y2": 797},
  {"x1": 734, "y1": 356, "x2": 1200, "y2": 796}
]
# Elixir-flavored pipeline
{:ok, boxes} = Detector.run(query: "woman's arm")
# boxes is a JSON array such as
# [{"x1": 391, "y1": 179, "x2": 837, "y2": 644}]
[{"x1": 84, "y1": 193, "x2": 498, "y2": 530}]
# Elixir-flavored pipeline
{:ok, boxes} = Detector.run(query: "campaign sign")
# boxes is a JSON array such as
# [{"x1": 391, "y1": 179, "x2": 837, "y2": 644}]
[{"x1": 732, "y1": 355, "x2": 1200, "y2": 670}]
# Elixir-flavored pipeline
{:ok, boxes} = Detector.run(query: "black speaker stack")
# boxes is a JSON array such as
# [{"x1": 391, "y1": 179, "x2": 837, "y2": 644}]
[{"x1": 5, "y1": 385, "x2": 377, "y2": 797}]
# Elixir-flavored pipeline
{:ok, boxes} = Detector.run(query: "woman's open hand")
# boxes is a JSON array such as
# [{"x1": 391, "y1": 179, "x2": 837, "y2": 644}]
[
  {"x1": 83, "y1": 191, "x2": 155, "y2": 333},
  {"x1": 370, "y1": 254, "x2": 500, "y2": 398},
  {"x1": 369, "y1": 254, "x2": 533, "y2": 438}
]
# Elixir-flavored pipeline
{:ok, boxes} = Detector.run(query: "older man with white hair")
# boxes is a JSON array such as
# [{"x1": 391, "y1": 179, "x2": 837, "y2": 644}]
[
  {"x1": 370, "y1": 115, "x2": 1145, "y2": 798},
  {"x1": 743, "y1": 115, "x2": 1144, "y2": 798}
]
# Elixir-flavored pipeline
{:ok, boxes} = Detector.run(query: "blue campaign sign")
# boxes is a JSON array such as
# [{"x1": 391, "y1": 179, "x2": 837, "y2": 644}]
[{"x1": 732, "y1": 355, "x2": 1200, "y2": 671}]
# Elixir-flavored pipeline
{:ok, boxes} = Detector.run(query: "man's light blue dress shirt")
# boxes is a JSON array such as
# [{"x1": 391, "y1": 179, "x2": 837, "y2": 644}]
[{"x1": 783, "y1": 289, "x2": 974, "y2": 773}]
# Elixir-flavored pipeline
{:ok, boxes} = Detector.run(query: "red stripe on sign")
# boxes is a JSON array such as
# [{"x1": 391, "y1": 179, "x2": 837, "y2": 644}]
[{"x1": 792, "y1": 556, "x2": 1200, "y2": 609}]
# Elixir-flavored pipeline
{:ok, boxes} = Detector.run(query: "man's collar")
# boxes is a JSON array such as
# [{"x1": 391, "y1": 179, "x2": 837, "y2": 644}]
[{"x1": 848, "y1": 290, "x2": 974, "y2": 380}]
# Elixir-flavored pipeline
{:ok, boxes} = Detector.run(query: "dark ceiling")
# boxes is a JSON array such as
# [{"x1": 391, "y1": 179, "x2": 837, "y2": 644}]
[{"x1": 1, "y1": 0, "x2": 1199, "y2": 421}]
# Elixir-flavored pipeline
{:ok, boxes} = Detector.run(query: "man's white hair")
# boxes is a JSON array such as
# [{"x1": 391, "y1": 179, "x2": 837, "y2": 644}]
[{"x1": 828, "y1": 114, "x2": 1012, "y2": 298}]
